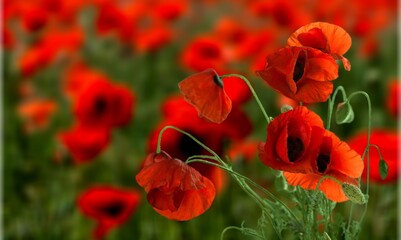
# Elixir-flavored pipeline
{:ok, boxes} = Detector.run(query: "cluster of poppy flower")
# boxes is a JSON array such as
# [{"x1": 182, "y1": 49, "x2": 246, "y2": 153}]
[
  {"x1": 3, "y1": 0, "x2": 187, "y2": 77},
  {"x1": 57, "y1": 63, "x2": 135, "y2": 164},
  {"x1": 135, "y1": 22, "x2": 367, "y2": 223},
  {"x1": 178, "y1": 0, "x2": 396, "y2": 74}
]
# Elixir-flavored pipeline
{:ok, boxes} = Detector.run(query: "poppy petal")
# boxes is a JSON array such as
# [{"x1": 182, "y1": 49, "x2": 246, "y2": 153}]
[
  {"x1": 326, "y1": 131, "x2": 364, "y2": 178},
  {"x1": 287, "y1": 22, "x2": 352, "y2": 70},
  {"x1": 284, "y1": 171, "x2": 358, "y2": 202},
  {"x1": 178, "y1": 69, "x2": 232, "y2": 123}
]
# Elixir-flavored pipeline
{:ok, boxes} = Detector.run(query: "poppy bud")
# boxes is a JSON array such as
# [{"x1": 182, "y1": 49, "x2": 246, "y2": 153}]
[
  {"x1": 379, "y1": 159, "x2": 389, "y2": 180},
  {"x1": 335, "y1": 101, "x2": 354, "y2": 124},
  {"x1": 341, "y1": 183, "x2": 366, "y2": 204}
]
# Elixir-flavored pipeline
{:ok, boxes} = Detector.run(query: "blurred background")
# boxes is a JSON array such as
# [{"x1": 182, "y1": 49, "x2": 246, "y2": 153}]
[{"x1": 3, "y1": 0, "x2": 399, "y2": 239}]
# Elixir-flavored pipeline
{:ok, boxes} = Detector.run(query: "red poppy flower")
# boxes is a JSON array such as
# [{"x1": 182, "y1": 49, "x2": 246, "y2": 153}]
[
  {"x1": 257, "y1": 46, "x2": 338, "y2": 103},
  {"x1": 19, "y1": 4, "x2": 49, "y2": 32},
  {"x1": 386, "y1": 80, "x2": 399, "y2": 118},
  {"x1": 178, "y1": 69, "x2": 232, "y2": 123},
  {"x1": 95, "y1": 3, "x2": 134, "y2": 42},
  {"x1": 348, "y1": 130, "x2": 398, "y2": 184},
  {"x1": 134, "y1": 23, "x2": 172, "y2": 53},
  {"x1": 287, "y1": 22, "x2": 352, "y2": 71},
  {"x1": 151, "y1": 0, "x2": 187, "y2": 21},
  {"x1": 63, "y1": 63, "x2": 104, "y2": 101},
  {"x1": 259, "y1": 106, "x2": 324, "y2": 173},
  {"x1": 180, "y1": 36, "x2": 229, "y2": 73},
  {"x1": 284, "y1": 130, "x2": 363, "y2": 202},
  {"x1": 18, "y1": 27, "x2": 83, "y2": 77},
  {"x1": 147, "y1": 113, "x2": 226, "y2": 192},
  {"x1": 136, "y1": 151, "x2": 215, "y2": 221},
  {"x1": 18, "y1": 45, "x2": 55, "y2": 77},
  {"x1": 74, "y1": 79, "x2": 135, "y2": 128},
  {"x1": 17, "y1": 99, "x2": 57, "y2": 132},
  {"x1": 248, "y1": 1, "x2": 311, "y2": 30},
  {"x1": 58, "y1": 125, "x2": 110, "y2": 164},
  {"x1": 77, "y1": 185, "x2": 141, "y2": 239}
]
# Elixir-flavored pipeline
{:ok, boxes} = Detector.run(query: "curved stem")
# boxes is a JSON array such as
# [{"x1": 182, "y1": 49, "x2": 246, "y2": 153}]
[
  {"x1": 345, "y1": 91, "x2": 372, "y2": 232},
  {"x1": 156, "y1": 125, "x2": 223, "y2": 164},
  {"x1": 348, "y1": 91, "x2": 372, "y2": 195},
  {"x1": 326, "y1": 86, "x2": 347, "y2": 130},
  {"x1": 220, "y1": 74, "x2": 271, "y2": 124},
  {"x1": 186, "y1": 158, "x2": 301, "y2": 227}
]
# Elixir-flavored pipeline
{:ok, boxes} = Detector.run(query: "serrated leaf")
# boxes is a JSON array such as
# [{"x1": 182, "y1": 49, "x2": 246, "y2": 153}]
[
  {"x1": 335, "y1": 101, "x2": 354, "y2": 124},
  {"x1": 379, "y1": 159, "x2": 389, "y2": 180}
]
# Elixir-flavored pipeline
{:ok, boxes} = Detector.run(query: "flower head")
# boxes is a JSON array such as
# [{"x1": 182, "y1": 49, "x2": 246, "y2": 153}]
[
  {"x1": 58, "y1": 124, "x2": 110, "y2": 164},
  {"x1": 178, "y1": 68, "x2": 232, "y2": 123},
  {"x1": 136, "y1": 151, "x2": 216, "y2": 221},
  {"x1": 259, "y1": 106, "x2": 324, "y2": 173},
  {"x1": 287, "y1": 22, "x2": 352, "y2": 71},
  {"x1": 257, "y1": 46, "x2": 338, "y2": 103},
  {"x1": 74, "y1": 78, "x2": 135, "y2": 128},
  {"x1": 77, "y1": 186, "x2": 141, "y2": 239},
  {"x1": 284, "y1": 129, "x2": 363, "y2": 202}
]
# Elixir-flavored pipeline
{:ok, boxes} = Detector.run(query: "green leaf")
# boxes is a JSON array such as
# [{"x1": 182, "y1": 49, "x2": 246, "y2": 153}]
[
  {"x1": 379, "y1": 159, "x2": 389, "y2": 180},
  {"x1": 335, "y1": 101, "x2": 354, "y2": 124}
]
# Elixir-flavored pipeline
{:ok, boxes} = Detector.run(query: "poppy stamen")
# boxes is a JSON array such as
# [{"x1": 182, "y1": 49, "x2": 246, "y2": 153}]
[
  {"x1": 317, "y1": 153, "x2": 330, "y2": 173},
  {"x1": 293, "y1": 51, "x2": 306, "y2": 82},
  {"x1": 101, "y1": 202, "x2": 124, "y2": 217},
  {"x1": 287, "y1": 136, "x2": 304, "y2": 162}
]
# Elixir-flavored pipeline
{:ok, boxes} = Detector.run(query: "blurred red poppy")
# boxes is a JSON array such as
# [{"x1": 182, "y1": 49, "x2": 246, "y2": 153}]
[
  {"x1": 178, "y1": 69, "x2": 232, "y2": 123},
  {"x1": 259, "y1": 106, "x2": 324, "y2": 173},
  {"x1": 95, "y1": 3, "x2": 134, "y2": 42},
  {"x1": 74, "y1": 79, "x2": 135, "y2": 128},
  {"x1": 18, "y1": 27, "x2": 84, "y2": 77},
  {"x1": 386, "y1": 80, "x2": 399, "y2": 118},
  {"x1": 257, "y1": 46, "x2": 338, "y2": 103},
  {"x1": 134, "y1": 23, "x2": 172, "y2": 53},
  {"x1": 348, "y1": 130, "x2": 399, "y2": 184},
  {"x1": 136, "y1": 151, "x2": 215, "y2": 221},
  {"x1": 284, "y1": 130, "x2": 363, "y2": 202},
  {"x1": 287, "y1": 22, "x2": 352, "y2": 71},
  {"x1": 151, "y1": 0, "x2": 187, "y2": 21},
  {"x1": 17, "y1": 99, "x2": 57, "y2": 132},
  {"x1": 58, "y1": 125, "x2": 110, "y2": 164},
  {"x1": 248, "y1": 0, "x2": 311, "y2": 30},
  {"x1": 180, "y1": 36, "x2": 229, "y2": 73},
  {"x1": 77, "y1": 185, "x2": 141, "y2": 239}
]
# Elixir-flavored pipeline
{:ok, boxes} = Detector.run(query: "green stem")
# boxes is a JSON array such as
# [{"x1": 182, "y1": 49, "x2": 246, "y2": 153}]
[
  {"x1": 220, "y1": 74, "x2": 271, "y2": 124},
  {"x1": 186, "y1": 158, "x2": 301, "y2": 228},
  {"x1": 348, "y1": 91, "x2": 372, "y2": 196},
  {"x1": 326, "y1": 86, "x2": 347, "y2": 130},
  {"x1": 345, "y1": 91, "x2": 372, "y2": 233},
  {"x1": 155, "y1": 125, "x2": 223, "y2": 163}
]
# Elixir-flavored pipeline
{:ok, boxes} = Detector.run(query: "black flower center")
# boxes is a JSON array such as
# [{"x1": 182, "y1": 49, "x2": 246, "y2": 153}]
[
  {"x1": 293, "y1": 51, "x2": 306, "y2": 82},
  {"x1": 202, "y1": 45, "x2": 220, "y2": 59},
  {"x1": 178, "y1": 134, "x2": 203, "y2": 160},
  {"x1": 94, "y1": 97, "x2": 107, "y2": 116},
  {"x1": 287, "y1": 136, "x2": 304, "y2": 162},
  {"x1": 316, "y1": 154, "x2": 330, "y2": 173},
  {"x1": 100, "y1": 202, "x2": 124, "y2": 217}
]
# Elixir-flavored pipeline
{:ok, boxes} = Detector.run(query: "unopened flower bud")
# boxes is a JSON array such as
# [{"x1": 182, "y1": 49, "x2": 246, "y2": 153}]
[{"x1": 342, "y1": 183, "x2": 366, "y2": 204}]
